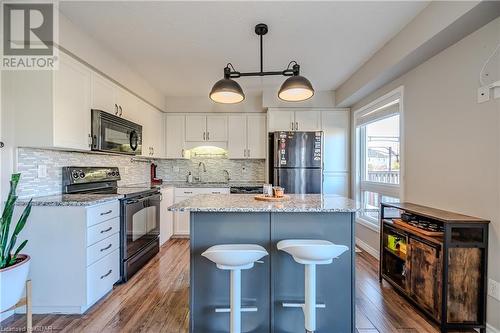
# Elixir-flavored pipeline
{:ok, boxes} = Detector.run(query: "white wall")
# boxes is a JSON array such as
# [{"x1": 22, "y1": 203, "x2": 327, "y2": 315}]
[
  {"x1": 262, "y1": 89, "x2": 335, "y2": 108},
  {"x1": 352, "y1": 17, "x2": 500, "y2": 329},
  {"x1": 59, "y1": 13, "x2": 166, "y2": 111},
  {"x1": 166, "y1": 92, "x2": 264, "y2": 113}
]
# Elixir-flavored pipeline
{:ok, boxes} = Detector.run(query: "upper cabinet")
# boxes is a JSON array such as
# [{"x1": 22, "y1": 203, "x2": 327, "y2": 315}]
[
  {"x1": 321, "y1": 110, "x2": 349, "y2": 172},
  {"x1": 165, "y1": 115, "x2": 186, "y2": 158},
  {"x1": 5, "y1": 52, "x2": 92, "y2": 151},
  {"x1": 227, "y1": 114, "x2": 266, "y2": 159},
  {"x1": 53, "y1": 53, "x2": 92, "y2": 151},
  {"x1": 91, "y1": 73, "x2": 139, "y2": 122},
  {"x1": 267, "y1": 109, "x2": 320, "y2": 131},
  {"x1": 140, "y1": 101, "x2": 165, "y2": 158},
  {"x1": 186, "y1": 115, "x2": 227, "y2": 142}
]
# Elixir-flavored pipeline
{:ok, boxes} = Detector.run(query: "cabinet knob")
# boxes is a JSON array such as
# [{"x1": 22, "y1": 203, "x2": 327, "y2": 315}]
[
  {"x1": 115, "y1": 104, "x2": 118, "y2": 115},
  {"x1": 203, "y1": 132, "x2": 206, "y2": 141},
  {"x1": 119, "y1": 105, "x2": 123, "y2": 117}
]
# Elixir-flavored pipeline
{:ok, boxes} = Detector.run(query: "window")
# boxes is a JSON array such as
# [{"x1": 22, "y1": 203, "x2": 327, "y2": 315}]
[{"x1": 354, "y1": 88, "x2": 403, "y2": 230}]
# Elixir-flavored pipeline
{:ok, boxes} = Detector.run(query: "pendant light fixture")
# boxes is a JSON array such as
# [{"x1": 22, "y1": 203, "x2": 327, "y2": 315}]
[{"x1": 209, "y1": 23, "x2": 314, "y2": 104}]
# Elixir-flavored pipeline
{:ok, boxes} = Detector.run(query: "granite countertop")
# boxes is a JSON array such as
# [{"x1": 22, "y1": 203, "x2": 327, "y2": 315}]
[
  {"x1": 16, "y1": 193, "x2": 124, "y2": 207},
  {"x1": 159, "y1": 181, "x2": 265, "y2": 189},
  {"x1": 168, "y1": 194, "x2": 359, "y2": 213}
]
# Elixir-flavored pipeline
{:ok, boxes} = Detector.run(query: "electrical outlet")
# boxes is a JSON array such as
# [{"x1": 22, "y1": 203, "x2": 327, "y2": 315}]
[
  {"x1": 488, "y1": 278, "x2": 500, "y2": 301},
  {"x1": 478, "y1": 86, "x2": 490, "y2": 103},
  {"x1": 37, "y1": 164, "x2": 47, "y2": 178}
]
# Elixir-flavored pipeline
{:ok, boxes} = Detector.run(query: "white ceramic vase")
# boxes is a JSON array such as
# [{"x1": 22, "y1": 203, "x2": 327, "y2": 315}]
[{"x1": 0, "y1": 254, "x2": 30, "y2": 312}]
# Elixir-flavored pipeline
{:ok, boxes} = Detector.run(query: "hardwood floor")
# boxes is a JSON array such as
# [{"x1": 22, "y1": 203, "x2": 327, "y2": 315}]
[{"x1": 1, "y1": 239, "x2": 460, "y2": 332}]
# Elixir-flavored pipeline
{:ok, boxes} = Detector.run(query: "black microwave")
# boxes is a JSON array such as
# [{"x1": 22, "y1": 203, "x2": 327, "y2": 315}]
[{"x1": 91, "y1": 109, "x2": 142, "y2": 155}]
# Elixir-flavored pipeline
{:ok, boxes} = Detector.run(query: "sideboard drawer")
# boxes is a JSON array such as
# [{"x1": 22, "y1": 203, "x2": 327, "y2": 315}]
[
  {"x1": 87, "y1": 233, "x2": 120, "y2": 266},
  {"x1": 87, "y1": 217, "x2": 119, "y2": 246},
  {"x1": 87, "y1": 201, "x2": 120, "y2": 227},
  {"x1": 87, "y1": 249, "x2": 119, "y2": 306}
]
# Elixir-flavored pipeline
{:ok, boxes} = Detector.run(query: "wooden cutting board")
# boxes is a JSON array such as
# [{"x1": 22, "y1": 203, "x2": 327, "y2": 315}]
[{"x1": 254, "y1": 195, "x2": 290, "y2": 202}]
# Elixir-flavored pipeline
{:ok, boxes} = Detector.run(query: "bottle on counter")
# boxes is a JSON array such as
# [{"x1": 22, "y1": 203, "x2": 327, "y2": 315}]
[{"x1": 187, "y1": 171, "x2": 193, "y2": 183}]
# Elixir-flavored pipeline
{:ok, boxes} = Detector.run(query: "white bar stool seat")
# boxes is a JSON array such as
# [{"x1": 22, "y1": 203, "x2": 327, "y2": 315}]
[
  {"x1": 277, "y1": 239, "x2": 348, "y2": 333},
  {"x1": 202, "y1": 244, "x2": 268, "y2": 333}
]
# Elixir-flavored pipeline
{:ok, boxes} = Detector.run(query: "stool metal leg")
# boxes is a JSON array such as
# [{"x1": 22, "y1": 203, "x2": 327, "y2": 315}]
[
  {"x1": 230, "y1": 269, "x2": 241, "y2": 333},
  {"x1": 304, "y1": 264, "x2": 316, "y2": 332}
]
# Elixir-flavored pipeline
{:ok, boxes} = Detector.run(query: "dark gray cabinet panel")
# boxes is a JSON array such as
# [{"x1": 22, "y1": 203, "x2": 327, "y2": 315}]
[
  {"x1": 190, "y1": 212, "x2": 271, "y2": 333},
  {"x1": 271, "y1": 213, "x2": 354, "y2": 333}
]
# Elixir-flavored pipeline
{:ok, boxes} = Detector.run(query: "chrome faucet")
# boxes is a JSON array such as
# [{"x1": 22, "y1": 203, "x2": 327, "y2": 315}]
[
  {"x1": 196, "y1": 162, "x2": 207, "y2": 182},
  {"x1": 223, "y1": 169, "x2": 231, "y2": 183}
]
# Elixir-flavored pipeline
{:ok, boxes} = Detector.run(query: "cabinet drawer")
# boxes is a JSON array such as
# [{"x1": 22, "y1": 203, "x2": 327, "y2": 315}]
[
  {"x1": 87, "y1": 201, "x2": 120, "y2": 227},
  {"x1": 87, "y1": 233, "x2": 120, "y2": 266},
  {"x1": 87, "y1": 217, "x2": 120, "y2": 246},
  {"x1": 87, "y1": 249, "x2": 120, "y2": 306},
  {"x1": 175, "y1": 188, "x2": 204, "y2": 196}
]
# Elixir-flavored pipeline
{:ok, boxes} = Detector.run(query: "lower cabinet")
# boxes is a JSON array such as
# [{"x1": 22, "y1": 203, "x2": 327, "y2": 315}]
[
  {"x1": 15, "y1": 200, "x2": 121, "y2": 314},
  {"x1": 173, "y1": 187, "x2": 230, "y2": 237},
  {"x1": 160, "y1": 187, "x2": 174, "y2": 245}
]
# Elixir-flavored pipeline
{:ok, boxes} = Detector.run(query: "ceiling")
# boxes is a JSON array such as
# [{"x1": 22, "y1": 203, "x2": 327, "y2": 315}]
[{"x1": 60, "y1": 1, "x2": 428, "y2": 98}]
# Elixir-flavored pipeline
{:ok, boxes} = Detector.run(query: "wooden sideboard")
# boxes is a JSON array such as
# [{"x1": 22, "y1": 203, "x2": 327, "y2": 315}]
[{"x1": 379, "y1": 202, "x2": 489, "y2": 333}]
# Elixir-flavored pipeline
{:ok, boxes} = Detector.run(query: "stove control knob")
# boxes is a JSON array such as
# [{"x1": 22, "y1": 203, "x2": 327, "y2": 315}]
[
  {"x1": 111, "y1": 171, "x2": 116, "y2": 177},
  {"x1": 116, "y1": 171, "x2": 120, "y2": 177},
  {"x1": 79, "y1": 172, "x2": 85, "y2": 179},
  {"x1": 72, "y1": 171, "x2": 79, "y2": 179}
]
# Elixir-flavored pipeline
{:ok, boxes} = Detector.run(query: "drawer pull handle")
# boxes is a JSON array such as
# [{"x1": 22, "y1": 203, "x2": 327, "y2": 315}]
[
  {"x1": 184, "y1": 191, "x2": 193, "y2": 194},
  {"x1": 100, "y1": 227, "x2": 113, "y2": 234},
  {"x1": 100, "y1": 269, "x2": 112, "y2": 279},
  {"x1": 212, "y1": 192, "x2": 220, "y2": 194},
  {"x1": 100, "y1": 210, "x2": 113, "y2": 216},
  {"x1": 100, "y1": 244, "x2": 112, "y2": 252}
]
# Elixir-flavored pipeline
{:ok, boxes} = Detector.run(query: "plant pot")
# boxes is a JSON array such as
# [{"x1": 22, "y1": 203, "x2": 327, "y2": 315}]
[{"x1": 0, "y1": 254, "x2": 30, "y2": 312}]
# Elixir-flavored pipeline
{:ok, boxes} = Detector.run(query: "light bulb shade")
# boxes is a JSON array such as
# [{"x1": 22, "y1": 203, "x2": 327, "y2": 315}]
[
  {"x1": 278, "y1": 75, "x2": 314, "y2": 102},
  {"x1": 209, "y1": 78, "x2": 245, "y2": 104}
]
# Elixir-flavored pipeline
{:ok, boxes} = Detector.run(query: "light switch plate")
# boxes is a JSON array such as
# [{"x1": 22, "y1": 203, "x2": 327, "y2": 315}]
[
  {"x1": 488, "y1": 278, "x2": 500, "y2": 301},
  {"x1": 478, "y1": 86, "x2": 490, "y2": 103},
  {"x1": 37, "y1": 164, "x2": 47, "y2": 178}
]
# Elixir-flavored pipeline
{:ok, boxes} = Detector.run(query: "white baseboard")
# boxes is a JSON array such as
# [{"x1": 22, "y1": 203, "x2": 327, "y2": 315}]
[
  {"x1": 355, "y1": 237, "x2": 379, "y2": 260},
  {"x1": 488, "y1": 323, "x2": 500, "y2": 333}
]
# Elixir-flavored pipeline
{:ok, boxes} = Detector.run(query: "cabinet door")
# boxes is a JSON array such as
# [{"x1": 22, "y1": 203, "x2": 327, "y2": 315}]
[
  {"x1": 247, "y1": 114, "x2": 266, "y2": 159},
  {"x1": 268, "y1": 110, "x2": 294, "y2": 132},
  {"x1": 139, "y1": 100, "x2": 153, "y2": 157},
  {"x1": 294, "y1": 110, "x2": 320, "y2": 131},
  {"x1": 91, "y1": 73, "x2": 117, "y2": 115},
  {"x1": 116, "y1": 88, "x2": 139, "y2": 122},
  {"x1": 323, "y1": 172, "x2": 349, "y2": 196},
  {"x1": 159, "y1": 188, "x2": 174, "y2": 245},
  {"x1": 206, "y1": 115, "x2": 227, "y2": 141},
  {"x1": 173, "y1": 195, "x2": 190, "y2": 236},
  {"x1": 322, "y1": 111, "x2": 349, "y2": 172},
  {"x1": 165, "y1": 115, "x2": 186, "y2": 158},
  {"x1": 227, "y1": 115, "x2": 247, "y2": 159},
  {"x1": 148, "y1": 106, "x2": 164, "y2": 158},
  {"x1": 185, "y1": 115, "x2": 206, "y2": 141},
  {"x1": 409, "y1": 238, "x2": 442, "y2": 319},
  {"x1": 54, "y1": 53, "x2": 92, "y2": 150}
]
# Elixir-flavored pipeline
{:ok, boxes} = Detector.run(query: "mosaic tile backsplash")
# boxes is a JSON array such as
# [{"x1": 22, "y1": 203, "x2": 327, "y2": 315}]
[{"x1": 16, "y1": 148, "x2": 265, "y2": 198}]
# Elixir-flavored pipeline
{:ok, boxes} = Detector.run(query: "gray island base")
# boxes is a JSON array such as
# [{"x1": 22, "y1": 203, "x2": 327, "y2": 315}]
[{"x1": 169, "y1": 194, "x2": 359, "y2": 333}]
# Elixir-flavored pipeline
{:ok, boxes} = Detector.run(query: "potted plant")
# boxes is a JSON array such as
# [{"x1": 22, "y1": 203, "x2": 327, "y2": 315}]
[{"x1": 0, "y1": 174, "x2": 32, "y2": 312}]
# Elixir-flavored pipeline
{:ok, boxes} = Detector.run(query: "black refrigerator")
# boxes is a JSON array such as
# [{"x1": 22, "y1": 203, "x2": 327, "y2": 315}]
[{"x1": 269, "y1": 131, "x2": 323, "y2": 194}]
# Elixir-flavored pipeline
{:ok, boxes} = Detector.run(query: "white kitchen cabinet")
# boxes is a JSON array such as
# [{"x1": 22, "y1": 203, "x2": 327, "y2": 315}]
[
  {"x1": 14, "y1": 200, "x2": 121, "y2": 314},
  {"x1": 165, "y1": 115, "x2": 186, "y2": 158},
  {"x1": 160, "y1": 187, "x2": 174, "y2": 245},
  {"x1": 268, "y1": 110, "x2": 295, "y2": 131},
  {"x1": 4, "y1": 52, "x2": 92, "y2": 151},
  {"x1": 117, "y1": 88, "x2": 139, "y2": 122},
  {"x1": 186, "y1": 115, "x2": 227, "y2": 142},
  {"x1": 227, "y1": 115, "x2": 247, "y2": 159},
  {"x1": 247, "y1": 114, "x2": 267, "y2": 159},
  {"x1": 321, "y1": 110, "x2": 349, "y2": 172},
  {"x1": 206, "y1": 115, "x2": 227, "y2": 141},
  {"x1": 268, "y1": 109, "x2": 321, "y2": 132},
  {"x1": 185, "y1": 115, "x2": 207, "y2": 141},
  {"x1": 173, "y1": 187, "x2": 230, "y2": 237},
  {"x1": 54, "y1": 53, "x2": 92, "y2": 150},
  {"x1": 228, "y1": 114, "x2": 266, "y2": 159},
  {"x1": 294, "y1": 110, "x2": 320, "y2": 131},
  {"x1": 141, "y1": 102, "x2": 165, "y2": 158},
  {"x1": 323, "y1": 172, "x2": 349, "y2": 196},
  {"x1": 91, "y1": 73, "x2": 117, "y2": 114}
]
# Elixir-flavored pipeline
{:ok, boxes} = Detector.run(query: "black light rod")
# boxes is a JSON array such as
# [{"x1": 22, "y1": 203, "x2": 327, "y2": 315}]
[
  {"x1": 237, "y1": 71, "x2": 293, "y2": 77},
  {"x1": 260, "y1": 35, "x2": 263, "y2": 73}
]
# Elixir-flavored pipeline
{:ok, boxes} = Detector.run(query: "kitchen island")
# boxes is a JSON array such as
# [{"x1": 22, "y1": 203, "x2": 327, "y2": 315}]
[{"x1": 169, "y1": 194, "x2": 359, "y2": 333}]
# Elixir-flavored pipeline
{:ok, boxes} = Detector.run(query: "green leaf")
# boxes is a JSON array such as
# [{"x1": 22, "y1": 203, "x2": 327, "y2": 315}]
[
  {"x1": 8, "y1": 240, "x2": 28, "y2": 266},
  {"x1": 5, "y1": 200, "x2": 32, "y2": 261}
]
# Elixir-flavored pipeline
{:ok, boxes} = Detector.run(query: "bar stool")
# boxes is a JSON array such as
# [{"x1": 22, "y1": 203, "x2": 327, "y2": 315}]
[
  {"x1": 202, "y1": 244, "x2": 268, "y2": 333},
  {"x1": 277, "y1": 240, "x2": 349, "y2": 333}
]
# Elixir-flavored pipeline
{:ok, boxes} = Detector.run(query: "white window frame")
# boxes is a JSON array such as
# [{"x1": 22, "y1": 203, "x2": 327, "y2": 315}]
[{"x1": 352, "y1": 86, "x2": 405, "y2": 232}]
